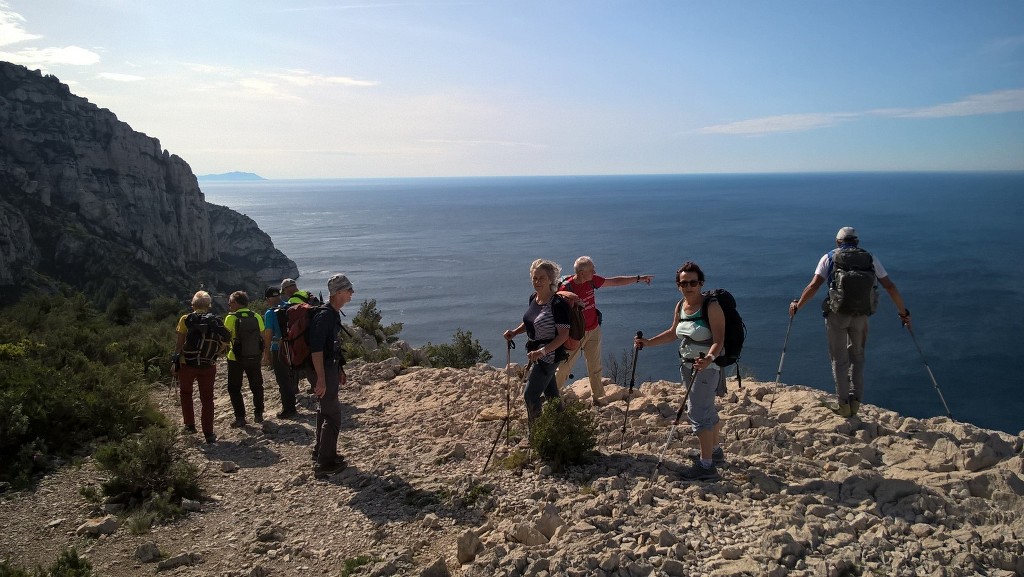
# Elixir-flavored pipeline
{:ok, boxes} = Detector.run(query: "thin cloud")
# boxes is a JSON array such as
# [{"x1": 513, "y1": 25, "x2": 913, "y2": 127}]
[
  {"x1": 97, "y1": 72, "x2": 144, "y2": 82},
  {"x1": 268, "y1": 69, "x2": 379, "y2": 87},
  {"x1": 894, "y1": 88, "x2": 1024, "y2": 118},
  {"x1": 0, "y1": 45, "x2": 100, "y2": 66},
  {"x1": 0, "y1": 2, "x2": 40, "y2": 47},
  {"x1": 422, "y1": 138, "x2": 548, "y2": 149},
  {"x1": 699, "y1": 88, "x2": 1024, "y2": 136},
  {"x1": 697, "y1": 113, "x2": 856, "y2": 136}
]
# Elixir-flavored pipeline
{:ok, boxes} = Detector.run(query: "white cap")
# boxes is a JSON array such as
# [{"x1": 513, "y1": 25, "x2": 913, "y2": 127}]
[{"x1": 836, "y1": 227, "x2": 858, "y2": 241}]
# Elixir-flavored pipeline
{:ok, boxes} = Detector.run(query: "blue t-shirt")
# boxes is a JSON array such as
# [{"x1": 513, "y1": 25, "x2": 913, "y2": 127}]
[{"x1": 264, "y1": 307, "x2": 282, "y2": 351}]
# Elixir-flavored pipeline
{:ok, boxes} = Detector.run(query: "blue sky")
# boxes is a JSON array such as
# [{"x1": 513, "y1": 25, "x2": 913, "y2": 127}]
[{"x1": 1, "y1": 1, "x2": 1022, "y2": 178}]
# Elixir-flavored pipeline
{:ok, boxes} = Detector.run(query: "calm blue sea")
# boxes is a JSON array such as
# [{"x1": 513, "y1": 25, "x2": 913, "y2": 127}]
[{"x1": 203, "y1": 173, "x2": 1024, "y2": 435}]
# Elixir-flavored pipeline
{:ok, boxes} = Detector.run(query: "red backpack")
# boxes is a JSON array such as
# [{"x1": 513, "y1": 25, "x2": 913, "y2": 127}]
[{"x1": 280, "y1": 302, "x2": 329, "y2": 369}]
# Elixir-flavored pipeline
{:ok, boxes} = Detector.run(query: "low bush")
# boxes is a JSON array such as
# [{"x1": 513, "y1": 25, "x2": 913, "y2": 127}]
[
  {"x1": 0, "y1": 548, "x2": 93, "y2": 577},
  {"x1": 93, "y1": 425, "x2": 201, "y2": 520},
  {"x1": 0, "y1": 292, "x2": 179, "y2": 489},
  {"x1": 424, "y1": 329, "x2": 492, "y2": 368},
  {"x1": 529, "y1": 399, "x2": 597, "y2": 468}
]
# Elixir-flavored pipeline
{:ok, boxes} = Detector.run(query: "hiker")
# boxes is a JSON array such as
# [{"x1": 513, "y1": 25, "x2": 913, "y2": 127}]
[
  {"x1": 263, "y1": 286, "x2": 298, "y2": 418},
  {"x1": 789, "y1": 227, "x2": 911, "y2": 417},
  {"x1": 503, "y1": 259, "x2": 571, "y2": 424},
  {"x1": 555, "y1": 256, "x2": 653, "y2": 404},
  {"x1": 225, "y1": 291, "x2": 266, "y2": 427},
  {"x1": 171, "y1": 290, "x2": 226, "y2": 444},
  {"x1": 281, "y1": 278, "x2": 315, "y2": 304},
  {"x1": 310, "y1": 273, "x2": 355, "y2": 476},
  {"x1": 635, "y1": 261, "x2": 725, "y2": 481}
]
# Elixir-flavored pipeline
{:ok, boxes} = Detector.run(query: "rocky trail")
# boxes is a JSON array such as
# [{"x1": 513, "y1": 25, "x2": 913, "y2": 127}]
[{"x1": 2, "y1": 358, "x2": 1022, "y2": 577}]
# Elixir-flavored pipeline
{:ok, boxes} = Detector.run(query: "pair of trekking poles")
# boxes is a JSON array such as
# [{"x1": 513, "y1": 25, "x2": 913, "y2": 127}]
[
  {"x1": 482, "y1": 331, "x2": 648, "y2": 474},
  {"x1": 772, "y1": 314, "x2": 952, "y2": 418}
]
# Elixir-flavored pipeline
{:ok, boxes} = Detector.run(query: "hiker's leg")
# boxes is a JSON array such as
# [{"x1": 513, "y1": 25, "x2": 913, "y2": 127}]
[
  {"x1": 686, "y1": 369, "x2": 721, "y2": 460},
  {"x1": 272, "y1": 351, "x2": 296, "y2": 412},
  {"x1": 317, "y1": 363, "x2": 342, "y2": 463},
  {"x1": 538, "y1": 361, "x2": 560, "y2": 403},
  {"x1": 307, "y1": 369, "x2": 323, "y2": 459},
  {"x1": 826, "y1": 313, "x2": 853, "y2": 404},
  {"x1": 178, "y1": 366, "x2": 196, "y2": 428},
  {"x1": 554, "y1": 343, "x2": 581, "y2": 388},
  {"x1": 848, "y1": 316, "x2": 868, "y2": 402},
  {"x1": 243, "y1": 357, "x2": 265, "y2": 416},
  {"x1": 582, "y1": 326, "x2": 605, "y2": 399},
  {"x1": 196, "y1": 366, "x2": 216, "y2": 435},
  {"x1": 523, "y1": 362, "x2": 550, "y2": 422},
  {"x1": 226, "y1": 359, "x2": 246, "y2": 420}
]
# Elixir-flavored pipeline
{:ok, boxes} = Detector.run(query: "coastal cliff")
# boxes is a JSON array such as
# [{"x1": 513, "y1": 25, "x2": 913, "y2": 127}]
[{"x1": 0, "y1": 62, "x2": 296, "y2": 303}]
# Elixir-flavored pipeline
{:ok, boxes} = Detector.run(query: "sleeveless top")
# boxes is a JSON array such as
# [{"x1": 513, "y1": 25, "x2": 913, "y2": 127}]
[{"x1": 676, "y1": 299, "x2": 718, "y2": 369}]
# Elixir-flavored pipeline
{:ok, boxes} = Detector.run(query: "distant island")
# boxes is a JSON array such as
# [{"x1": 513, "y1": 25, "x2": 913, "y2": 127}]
[{"x1": 197, "y1": 171, "x2": 267, "y2": 181}]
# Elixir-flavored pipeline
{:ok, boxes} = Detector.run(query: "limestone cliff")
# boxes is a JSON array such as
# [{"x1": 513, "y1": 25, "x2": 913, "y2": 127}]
[{"x1": 0, "y1": 61, "x2": 297, "y2": 303}]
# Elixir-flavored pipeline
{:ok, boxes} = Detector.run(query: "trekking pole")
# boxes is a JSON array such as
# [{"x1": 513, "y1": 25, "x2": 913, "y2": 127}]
[
  {"x1": 905, "y1": 325, "x2": 953, "y2": 419},
  {"x1": 482, "y1": 340, "x2": 516, "y2": 474},
  {"x1": 649, "y1": 353, "x2": 704, "y2": 483},
  {"x1": 768, "y1": 315, "x2": 795, "y2": 413},
  {"x1": 619, "y1": 331, "x2": 643, "y2": 450}
]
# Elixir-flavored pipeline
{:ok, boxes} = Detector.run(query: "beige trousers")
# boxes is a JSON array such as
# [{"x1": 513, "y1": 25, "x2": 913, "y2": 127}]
[{"x1": 555, "y1": 325, "x2": 605, "y2": 399}]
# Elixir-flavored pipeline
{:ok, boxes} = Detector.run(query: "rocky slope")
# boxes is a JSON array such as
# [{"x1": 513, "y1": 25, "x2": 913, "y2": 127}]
[
  {"x1": 0, "y1": 62, "x2": 296, "y2": 303},
  {"x1": 1, "y1": 362, "x2": 1021, "y2": 577}
]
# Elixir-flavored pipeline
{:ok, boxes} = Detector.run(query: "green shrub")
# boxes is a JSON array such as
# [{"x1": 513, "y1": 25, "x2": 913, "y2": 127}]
[
  {"x1": 340, "y1": 556, "x2": 375, "y2": 577},
  {"x1": 0, "y1": 548, "x2": 93, "y2": 577},
  {"x1": 105, "y1": 290, "x2": 133, "y2": 325},
  {"x1": 93, "y1": 425, "x2": 200, "y2": 520},
  {"x1": 352, "y1": 299, "x2": 402, "y2": 344},
  {"x1": 424, "y1": 329, "x2": 492, "y2": 368},
  {"x1": 0, "y1": 292, "x2": 174, "y2": 489},
  {"x1": 529, "y1": 399, "x2": 597, "y2": 467}
]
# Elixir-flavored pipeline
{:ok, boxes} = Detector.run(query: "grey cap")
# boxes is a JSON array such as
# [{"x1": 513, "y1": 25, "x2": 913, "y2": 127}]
[
  {"x1": 328, "y1": 273, "x2": 353, "y2": 294},
  {"x1": 280, "y1": 278, "x2": 297, "y2": 290},
  {"x1": 836, "y1": 227, "x2": 858, "y2": 241}
]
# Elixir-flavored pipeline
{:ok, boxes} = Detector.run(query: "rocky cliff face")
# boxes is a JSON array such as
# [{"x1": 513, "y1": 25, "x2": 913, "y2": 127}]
[{"x1": 0, "y1": 62, "x2": 296, "y2": 303}]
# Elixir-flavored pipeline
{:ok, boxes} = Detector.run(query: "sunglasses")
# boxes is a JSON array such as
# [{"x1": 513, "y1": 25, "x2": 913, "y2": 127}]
[{"x1": 676, "y1": 280, "x2": 701, "y2": 287}]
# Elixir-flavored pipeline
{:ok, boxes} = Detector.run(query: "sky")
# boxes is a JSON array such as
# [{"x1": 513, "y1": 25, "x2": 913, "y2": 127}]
[{"x1": 1, "y1": 1, "x2": 1023, "y2": 178}]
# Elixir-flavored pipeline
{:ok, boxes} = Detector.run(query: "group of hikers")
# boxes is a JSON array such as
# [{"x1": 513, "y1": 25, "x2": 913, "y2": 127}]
[
  {"x1": 171, "y1": 227, "x2": 911, "y2": 481},
  {"x1": 171, "y1": 274, "x2": 355, "y2": 476},
  {"x1": 503, "y1": 227, "x2": 910, "y2": 482}
]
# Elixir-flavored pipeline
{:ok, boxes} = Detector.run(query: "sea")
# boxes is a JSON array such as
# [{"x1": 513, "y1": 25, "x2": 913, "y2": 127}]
[{"x1": 202, "y1": 172, "x2": 1024, "y2": 435}]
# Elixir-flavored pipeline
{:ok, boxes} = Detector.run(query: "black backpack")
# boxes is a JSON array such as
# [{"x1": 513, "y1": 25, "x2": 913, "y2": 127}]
[
  {"x1": 826, "y1": 247, "x2": 878, "y2": 316},
  {"x1": 693, "y1": 289, "x2": 746, "y2": 368},
  {"x1": 229, "y1": 310, "x2": 264, "y2": 360},
  {"x1": 181, "y1": 312, "x2": 230, "y2": 367}
]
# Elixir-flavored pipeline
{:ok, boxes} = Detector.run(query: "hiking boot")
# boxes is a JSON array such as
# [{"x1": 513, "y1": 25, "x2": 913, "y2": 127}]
[
  {"x1": 837, "y1": 403, "x2": 852, "y2": 418},
  {"x1": 690, "y1": 447, "x2": 726, "y2": 465},
  {"x1": 254, "y1": 412, "x2": 264, "y2": 424},
  {"x1": 680, "y1": 462, "x2": 720, "y2": 482},
  {"x1": 276, "y1": 409, "x2": 298, "y2": 419},
  {"x1": 849, "y1": 400, "x2": 861, "y2": 416},
  {"x1": 315, "y1": 458, "x2": 347, "y2": 476},
  {"x1": 230, "y1": 418, "x2": 247, "y2": 428},
  {"x1": 182, "y1": 424, "x2": 197, "y2": 434},
  {"x1": 204, "y1": 433, "x2": 217, "y2": 444}
]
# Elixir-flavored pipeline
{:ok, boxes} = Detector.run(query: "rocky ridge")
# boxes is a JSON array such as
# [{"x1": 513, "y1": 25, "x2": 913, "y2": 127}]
[
  {"x1": 1, "y1": 361, "x2": 1021, "y2": 577},
  {"x1": 0, "y1": 62, "x2": 296, "y2": 302}
]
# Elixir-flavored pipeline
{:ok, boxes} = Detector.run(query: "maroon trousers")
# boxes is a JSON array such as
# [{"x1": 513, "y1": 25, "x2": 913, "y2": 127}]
[{"x1": 178, "y1": 364, "x2": 216, "y2": 434}]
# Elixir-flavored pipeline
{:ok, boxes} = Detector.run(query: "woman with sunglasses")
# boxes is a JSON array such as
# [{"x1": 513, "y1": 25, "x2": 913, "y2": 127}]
[{"x1": 635, "y1": 261, "x2": 725, "y2": 481}]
